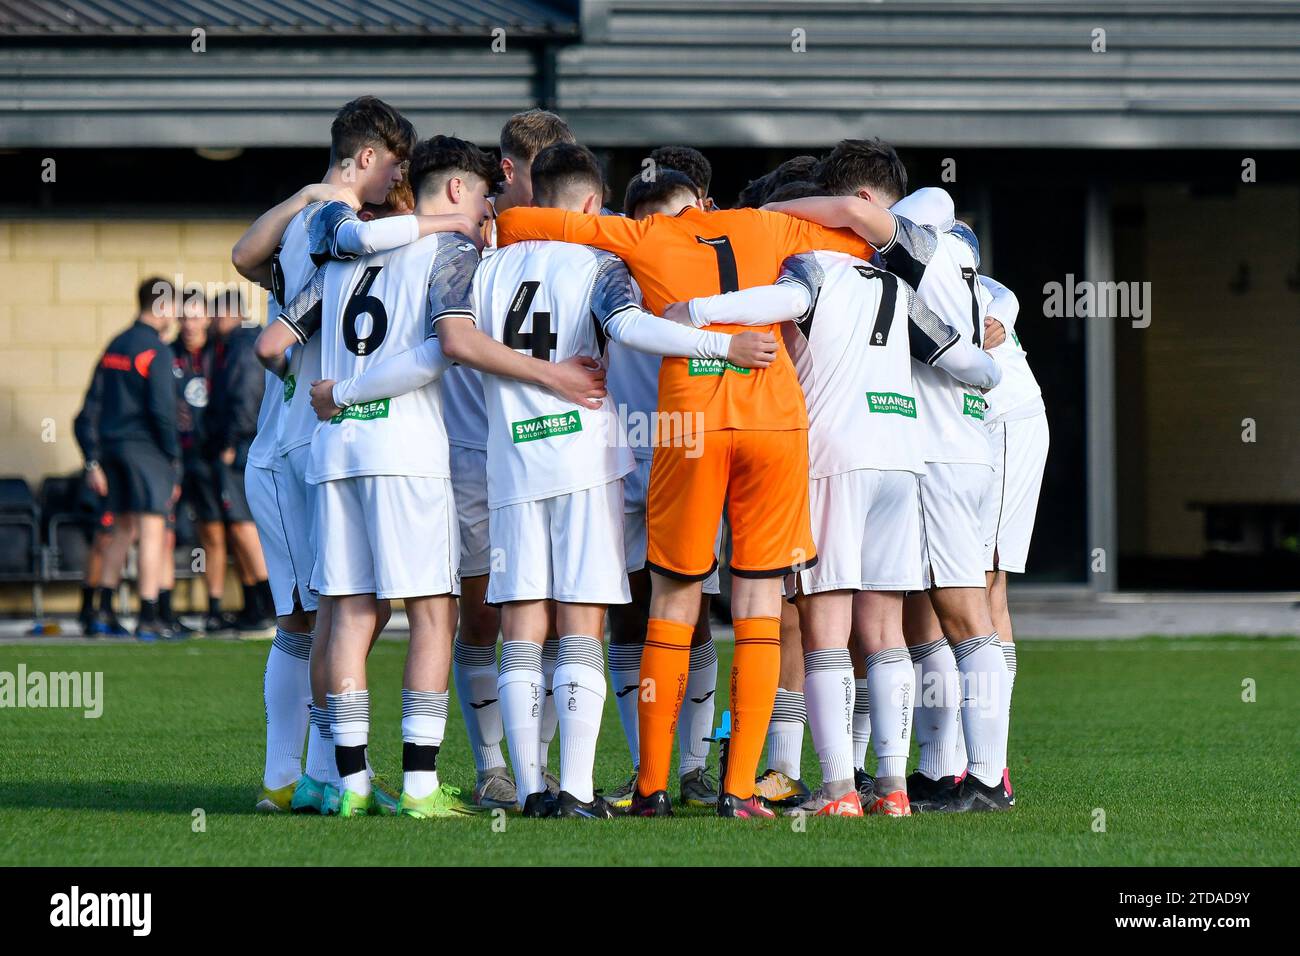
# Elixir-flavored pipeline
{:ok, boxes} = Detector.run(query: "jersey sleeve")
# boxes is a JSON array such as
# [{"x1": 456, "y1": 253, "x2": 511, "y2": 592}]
[
  {"x1": 773, "y1": 252, "x2": 825, "y2": 323},
  {"x1": 588, "y1": 256, "x2": 642, "y2": 328},
  {"x1": 979, "y1": 274, "x2": 1020, "y2": 336},
  {"x1": 766, "y1": 209, "x2": 874, "y2": 262},
  {"x1": 74, "y1": 363, "x2": 105, "y2": 463},
  {"x1": 891, "y1": 187, "x2": 956, "y2": 234},
  {"x1": 333, "y1": 339, "x2": 453, "y2": 407},
  {"x1": 426, "y1": 238, "x2": 480, "y2": 339},
  {"x1": 878, "y1": 215, "x2": 940, "y2": 292},
  {"x1": 316, "y1": 205, "x2": 421, "y2": 260},
  {"x1": 277, "y1": 265, "x2": 326, "y2": 344},
  {"x1": 496, "y1": 207, "x2": 647, "y2": 260}
]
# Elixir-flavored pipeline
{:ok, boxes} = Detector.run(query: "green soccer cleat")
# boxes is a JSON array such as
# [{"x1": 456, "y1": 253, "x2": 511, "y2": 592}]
[
  {"x1": 370, "y1": 776, "x2": 401, "y2": 816},
  {"x1": 321, "y1": 783, "x2": 341, "y2": 816},
  {"x1": 399, "y1": 785, "x2": 479, "y2": 819},
  {"x1": 291, "y1": 774, "x2": 326, "y2": 814},
  {"x1": 337, "y1": 788, "x2": 375, "y2": 818},
  {"x1": 255, "y1": 782, "x2": 295, "y2": 813}
]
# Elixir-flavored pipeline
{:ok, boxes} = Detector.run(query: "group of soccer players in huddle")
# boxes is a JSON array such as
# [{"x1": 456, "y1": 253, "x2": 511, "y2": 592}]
[{"x1": 236, "y1": 95, "x2": 1049, "y2": 820}]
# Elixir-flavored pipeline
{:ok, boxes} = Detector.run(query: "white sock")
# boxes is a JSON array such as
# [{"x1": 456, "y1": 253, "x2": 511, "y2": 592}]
[
  {"x1": 803, "y1": 648, "x2": 855, "y2": 790},
  {"x1": 263, "y1": 627, "x2": 312, "y2": 789},
  {"x1": 453, "y1": 639, "x2": 506, "y2": 774},
  {"x1": 327, "y1": 689, "x2": 370, "y2": 797},
  {"x1": 539, "y1": 638, "x2": 559, "y2": 772},
  {"x1": 497, "y1": 641, "x2": 544, "y2": 804},
  {"x1": 952, "y1": 633, "x2": 1010, "y2": 788},
  {"x1": 1003, "y1": 641, "x2": 1017, "y2": 761},
  {"x1": 910, "y1": 638, "x2": 966, "y2": 780},
  {"x1": 866, "y1": 647, "x2": 914, "y2": 781},
  {"x1": 678, "y1": 639, "x2": 717, "y2": 776},
  {"x1": 305, "y1": 703, "x2": 334, "y2": 784},
  {"x1": 766, "y1": 688, "x2": 806, "y2": 778},
  {"x1": 852, "y1": 677, "x2": 871, "y2": 770},
  {"x1": 607, "y1": 642, "x2": 642, "y2": 768},
  {"x1": 553, "y1": 634, "x2": 606, "y2": 803},
  {"x1": 401, "y1": 688, "x2": 449, "y2": 799}
]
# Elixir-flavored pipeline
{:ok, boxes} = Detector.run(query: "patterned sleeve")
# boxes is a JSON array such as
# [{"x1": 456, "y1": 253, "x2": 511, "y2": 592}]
[
  {"x1": 426, "y1": 237, "x2": 481, "y2": 339},
  {"x1": 307, "y1": 200, "x2": 360, "y2": 261},
  {"x1": 589, "y1": 255, "x2": 642, "y2": 329},
  {"x1": 276, "y1": 265, "x2": 326, "y2": 344},
  {"x1": 905, "y1": 282, "x2": 961, "y2": 365},
  {"x1": 775, "y1": 252, "x2": 825, "y2": 323},
  {"x1": 878, "y1": 215, "x2": 939, "y2": 292}
]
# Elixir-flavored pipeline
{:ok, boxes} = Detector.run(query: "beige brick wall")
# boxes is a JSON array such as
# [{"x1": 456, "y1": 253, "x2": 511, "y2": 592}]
[{"x1": 0, "y1": 218, "x2": 268, "y2": 488}]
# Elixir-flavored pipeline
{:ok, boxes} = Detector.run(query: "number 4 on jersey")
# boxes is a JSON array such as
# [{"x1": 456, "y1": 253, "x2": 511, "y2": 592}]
[{"x1": 503, "y1": 280, "x2": 558, "y2": 360}]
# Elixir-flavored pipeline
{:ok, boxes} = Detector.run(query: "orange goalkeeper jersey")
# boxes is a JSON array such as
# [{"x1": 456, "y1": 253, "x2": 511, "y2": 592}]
[{"x1": 495, "y1": 205, "x2": 874, "y2": 433}]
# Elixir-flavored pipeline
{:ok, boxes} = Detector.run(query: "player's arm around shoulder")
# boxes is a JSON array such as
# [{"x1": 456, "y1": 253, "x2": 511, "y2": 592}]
[
  {"x1": 232, "y1": 184, "x2": 360, "y2": 286},
  {"x1": 257, "y1": 265, "x2": 326, "y2": 375}
]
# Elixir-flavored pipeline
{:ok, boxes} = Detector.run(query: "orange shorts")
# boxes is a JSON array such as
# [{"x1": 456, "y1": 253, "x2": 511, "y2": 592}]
[{"x1": 646, "y1": 428, "x2": 816, "y2": 580}]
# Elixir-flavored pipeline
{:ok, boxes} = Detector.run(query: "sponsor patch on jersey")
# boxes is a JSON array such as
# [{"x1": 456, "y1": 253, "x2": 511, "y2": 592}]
[
  {"x1": 282, "y1": 374, "x2": 296, "y2": 403},
  {"x1": 963, "y1": 394, "x2": 988, "y2": 420},
  {"x1": 512, "y1": 411, "x2": 582, "y2": 444},
  {"x1": 866, "y1": 391, "x2": 917, "y2": 418},
  {"x1": 329, "y1": 398, "x2": 390, "y2": 424},
  {"x1": 687, "y1": 358, "x2": 752, "y2": 377}
]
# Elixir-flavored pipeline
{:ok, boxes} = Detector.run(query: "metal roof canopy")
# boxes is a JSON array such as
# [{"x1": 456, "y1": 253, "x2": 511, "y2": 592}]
[{"x1": 1, "y1": 0, "x2": 1298, "y2": 148}]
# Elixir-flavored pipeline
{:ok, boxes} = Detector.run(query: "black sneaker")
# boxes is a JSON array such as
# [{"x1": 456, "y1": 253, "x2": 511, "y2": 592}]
[
  {"x1": 521, "y1": 790, "x2": 558, "y2": 818},
  {"x1": 935, "y1": 772, "x2": 1014, "y2": 813},
  {"x1": 165, "y1": 614, "x2": 197, "y2": 638},
  {"x1": 234, "y1": 607, "x2": 275, "y2": 634},
  {"x1": 906, "y1": 771, "x2": 960, "y2": 813},
  {"x1": 557, "y1": 791, "x2": 615, "y2": 819},
  {"x1": 135, "y1": 620, "x2": 167, "y2": 642},
  {"x1": 203, "y1": 612, "x2": 238, "y2": 634},
  {"x1": 717, "y1": 792, "x2": 776, "y2": 819},
  {"x1": 626, "y1": 788, "x2": 673, "y2": 818},
  {"x1": 89, "y1": 607, "x2": 130, "y2": 637},
  {"x1": 855, "y1": 768, "x2": 876, "y2": 804}
]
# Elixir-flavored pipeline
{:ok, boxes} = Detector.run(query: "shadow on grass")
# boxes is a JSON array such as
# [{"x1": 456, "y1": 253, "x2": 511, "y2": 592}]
[{"x1": 0, "y1": 780, "x2": 263, "y2": 815}]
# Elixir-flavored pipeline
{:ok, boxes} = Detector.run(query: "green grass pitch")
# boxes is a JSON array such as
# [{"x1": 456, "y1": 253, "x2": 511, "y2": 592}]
[{"x1": 1, "y1": 635, "x2": 1296, "y2": 866}]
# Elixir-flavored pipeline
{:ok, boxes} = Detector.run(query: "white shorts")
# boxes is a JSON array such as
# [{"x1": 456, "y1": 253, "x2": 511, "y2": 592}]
[
  {"x1": 797, "y1": 469, "x2": 924, "y2": 594},
  {"x1": 982, "y1": 413, "x2": 1049, "y2": 574},
  {"x1": 622, "y1": 458, "x2": 721, "y2": 596},
  {"x1": 450, "y1": 444, "x2": 491, "y2": 577},
  {"x1": 918, "y1": 462, "x2": 994, "y2": 589},
  {"x1": 247, "y1": 458, "x2": 319, "y2": 617},
  {"x1": 488, "y1": 479, "x2": 631, "y2": 606},
  {"x1": 315, "y1": 475, "x2": 460, "y2": 600}
]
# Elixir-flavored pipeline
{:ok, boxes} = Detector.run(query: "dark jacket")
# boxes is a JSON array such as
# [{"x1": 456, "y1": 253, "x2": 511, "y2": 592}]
[
  {"x1": 206, "y1": 325, "x2": 265, "y2": 460},
  {"x1": 173, "y1": 341, "x2": 215, "y2": 457},
  {"x1": 75, "y1": 320, "x2": 180, "y2": 464}
]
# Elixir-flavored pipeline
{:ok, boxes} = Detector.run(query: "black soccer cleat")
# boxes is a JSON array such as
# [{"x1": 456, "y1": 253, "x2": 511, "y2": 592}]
[
  {"x1": 626, "y1": 788, "x2": 673, "y2": 818},
  {"x1": 89, "y1": 608, "x2": 130, "y2": 637},
  {"x1": 906, "y1": 771, "x2": 960, "y2": 813},
  {"x1": 855, "y1": 769, "x2": 876, "y2": 804},
  {"x1": 717, "y1": 792, "x2": 776, "y2": 820},
  {"x1": 202, "y1": 612, "x2": 237, "y2": 635},
  {"x1": 935, "y1": 772, "x2": 1014, "y2": 813},
  {"x1": 521, "y1": 790, "x2": 558, "y2": 818},
  {"x1": 557, "y1": 791, "x2": 616, "y2": 819}
]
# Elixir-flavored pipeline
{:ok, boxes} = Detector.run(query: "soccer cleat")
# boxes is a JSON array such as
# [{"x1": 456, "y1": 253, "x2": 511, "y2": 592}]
[
  {"x1": 717, "y1": 792, "x2": 777, "y2": 819},
  {"x1": 165, "y1": 614, "x2": 198, "y2": 638},
  {"x1": 1003, "y1": 767, "x2": 1016, "y2": 806},
  {"x1": 753, "y1": 768, "x2": 810, "y2": 808},
  {"x1": 321, "y1": 783, "x2": 341, "y2": 816},
  {"x1": 557, "y1": 791, "x2": 616, "y2": 819},
  {"x1": 89, "y1": 608, "x2": 130, "y2": 637},
  {"x1": 135, "y1": 621, "x2": 166, "y2": 642},
  {"x1": 906, "y1": 771, "x2": 960, "y2": 813},
  {"x1": 626, "y1": 788, "x2": 673, "y2": 818},
  {"x1": 542, "y1": 769, "x2": 561, "y2": 796},
  {"x1": 936, "y1": 773, "x2": 1014, "y2": 813},
  {"x1": 867, "y1": 789, "x2": 912, "y2": 817},
  {"x1": 202, "y1": 612, "x2": 237, "y2": 635},
  {"x1": 400, "y1": 785, "x2": 478, "y2": 819},
  {"x1": 471, "y1": 768, "x2": 518, "y2": 810},
  {"x1": 291, "y1": 774, "x2": 326, "y2": 814},
  {"x1": 855, "y1": 769, "x2": 876, "y2": 804},
  {"x1": 337, "y1": 788, "x2": 375, "y2": 817},
  {"x1": 602, "y1": 771, "x2": 638, "y2": 810},
  {"x1": 788, "y1": 788, "x2": 864, "y2": 818},
  {"x1": 678, "y1": 767, "x2": 719, "y2": 807},
  {"x1": 521, "y1": 791, "x2": 558, "y2": 818},
  {"x1": 255, "y1": 782, "x2": 296, "y2": 813},
  {"x1": 370, "y1": 776, "x2": 401, "y2": 816}
]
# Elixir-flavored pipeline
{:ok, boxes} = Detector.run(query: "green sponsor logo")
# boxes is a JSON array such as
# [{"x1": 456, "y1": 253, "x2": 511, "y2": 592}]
[
  {"x1": 963, "y1": 394, "x2": 988, "y2": 420},
  {"x1": 282, "y1": 374, "x2": 296, "y2": 403},
  {"x1": 687, "y1": 358, "x2": 751, "y2": 377},
  {"x1": 1011, "y1": 331, "x2": 1022, "y2": 349},
  {"x1": 866, "y1": 391, "x2": 917, "y2": 418},
  {"x1": 330, "y1": 398, "x2": 390, "y2": 424},
  {"x1": 512, "y1": 411, "x2": 582, "y2": 444}
]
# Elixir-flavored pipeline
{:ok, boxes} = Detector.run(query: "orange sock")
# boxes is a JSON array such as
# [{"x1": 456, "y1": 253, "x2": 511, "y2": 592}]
[
  {"x1": 723, "y1": 616, "x2": 782, "y2": 799},
  {"x1": 636, "y1": 618, "x2": 694, "y2": 796}
]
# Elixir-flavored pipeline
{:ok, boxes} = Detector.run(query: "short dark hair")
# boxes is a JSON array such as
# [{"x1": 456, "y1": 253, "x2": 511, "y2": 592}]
[
  {"x1": 531, "y1": 143, "x2": 604, "y2": 207},
  {"x1": 138, "y1": 277, "x2": 173, "y2": 315},
  {"x1": 409, "y1": 135, "x2": 505, "y2": 200},
  {"x1": 499, "y1": 109, "x2": 576, "y2": 163},
  {"x1": 734, "y1": 172, "x2": 773, "y2": 209},
  {"x1": 815, "y1": 138, "x2": 908, "y2": 202},
  {"x1": 623, "y1": 168, "x2": 698, "y2": 218},
  {"x1": 330, "y1": 96, "x2": 417, "y2": 165},
  {"x1": 764, "y1": 180, "x2": 824, "y2": 203},
  {"x1": 734, "y1": 155, "x2": 819, "y2": 209},
  {"x1": 649, "y1": 145, "x2": 711, "y2": 196}
]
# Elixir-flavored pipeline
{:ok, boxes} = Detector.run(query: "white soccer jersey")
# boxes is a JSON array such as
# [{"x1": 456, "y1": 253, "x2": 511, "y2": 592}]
[
  {"x1": 979, "y1": 275, "x2": 1044, "y2": 423},
  {"x1": 467, "y1": 240, "x2": 636, "y2": 508},
  {"x1": 606, "y1": 342, "x2": 660, "y2": 462},
  {"x1": 442, "y1": 229, "x2": 492, "y2": 451},
  {"x1": 279, "y1": 232, "x2": 479, "y2": 484},
  {"x1": 881, "y1": 218, "x2": 993, "y2": 466},
  {"x1": 246, "y1": 291, "x2": 286, "y2": 471},
  {"x1": 776, "y1": 250, "x2": 962, "y2": 478}
]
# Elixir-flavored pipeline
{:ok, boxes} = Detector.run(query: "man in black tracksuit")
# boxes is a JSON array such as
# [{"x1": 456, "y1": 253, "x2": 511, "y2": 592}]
[
  {"x1": 205, "y1": 288, "x2": 274, "y2": 630},
  {"x1": 77, "y1": 277, "x2": 182, "y2": 640}
]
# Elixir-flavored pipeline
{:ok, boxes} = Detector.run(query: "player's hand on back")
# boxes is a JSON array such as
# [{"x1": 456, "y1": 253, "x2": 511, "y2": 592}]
[
  {"x1": 727, "y1": 331, "x2": 778, "y2": 370},
  {"x1": 983, "y1": 317, "x2": 1006, "y2": 350},
  {"x1": 546, "y1": 356, "x2": 607, "y2": 410},
  {"x1": 310, "y1": 380, "x2": 342, "y2": 421}
]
